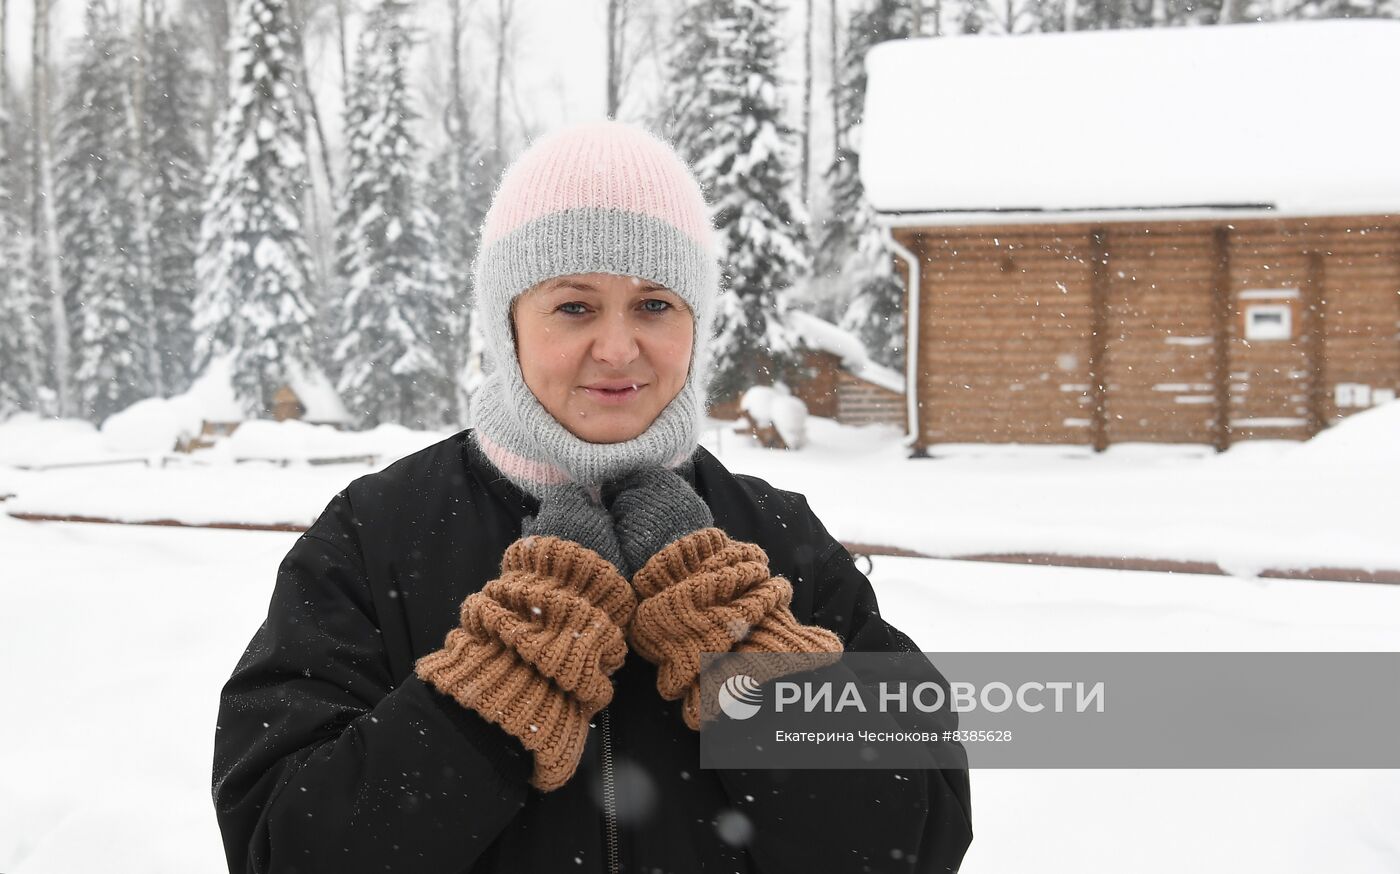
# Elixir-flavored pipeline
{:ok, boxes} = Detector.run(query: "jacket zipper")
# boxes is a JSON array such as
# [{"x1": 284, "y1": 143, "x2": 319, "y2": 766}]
[{"x1": 599, "y1": 707, "x2": 621, "y2": 873}]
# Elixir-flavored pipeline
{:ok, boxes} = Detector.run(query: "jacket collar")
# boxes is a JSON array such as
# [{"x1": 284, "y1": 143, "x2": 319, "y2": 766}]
[{"x1": 462, "y1": 429, "x2": 537, "y2": 517}]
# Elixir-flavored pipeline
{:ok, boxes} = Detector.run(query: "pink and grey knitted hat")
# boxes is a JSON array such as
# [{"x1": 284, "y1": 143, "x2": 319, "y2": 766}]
[{"x1": 467, "y1": 120, "x2": 722, "y2": 498}]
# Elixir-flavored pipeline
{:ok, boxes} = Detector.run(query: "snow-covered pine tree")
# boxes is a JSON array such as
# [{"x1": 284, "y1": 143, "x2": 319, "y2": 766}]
[
  {"x1": 195, "y1": 0, "x2": 324, "y2": 417},
  {"x1": 53, "y1": 0, "x2": 153, "y2": 422},
  {"x1": 1044, "y1": 0, "x2": 1163, "y2": 30},
  {"x1": 820, "y1": 0, "x2": 908, "y2": 268},
  {"x1": 963, "y1": 0, "x2": 1051, "y2": 33},
  {"x1": 653, "y1": 0, "x2": 718, "y2": 167},
  {"x1": 423, "y1": 144, "x2": 489, "y2": 425},
  {"x1": 0, "y1": 241, "x2": 39, "y2": 421},
  {"x1": 421, "y1": 0, "x2": 495, "y2": 426},
  {"x1": 425, "y1": 84, "x2": 492, "y2": 426},
  {"x1": 332, "y1": 0, "x2": 457, "y2": 429},
  {"x1": 817, "y1": 0, "x2": 910, "y2": 373},
  {"x1": 658, "y1": 0, "x2": 810, "y2": 404},
  {"x1": 143, "y1": 12, "x2": 206, "y2": 395},
  {"x1": 1276, "y1": 0, "x2": 1394, "y2": 20},
  {"x1": 0, "y1": 104, "x2": 42, "y2": 419}
]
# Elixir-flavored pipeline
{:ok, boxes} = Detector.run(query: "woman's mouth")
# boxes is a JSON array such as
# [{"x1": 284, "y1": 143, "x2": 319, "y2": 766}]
[{"x1": 583, "y1": 384, "x2": 645, "y2": 405}]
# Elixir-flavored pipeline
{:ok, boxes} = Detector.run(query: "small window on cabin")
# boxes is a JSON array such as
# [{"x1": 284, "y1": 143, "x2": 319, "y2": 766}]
[{"x1": 1244, "y1": 304, "x2": 1291, "y2": 341}]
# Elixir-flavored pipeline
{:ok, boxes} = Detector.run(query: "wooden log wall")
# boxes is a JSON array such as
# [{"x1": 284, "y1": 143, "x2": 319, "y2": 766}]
[
  {"x1": 791, "y1": 349, "x2": 842, "y2": 418},
  {"x1": 1310, "y1": 220, "x2": 1400, "y2": 426},
  {"x1": 896, "y1": 215, "x2": 1400, "y2": 451},
  {"x1": 1101, "y1": 224, "x2": 1219, "y2": 444},
  {"x1": 836, "y1": 371, "x2": 907, "y2": 430},
  {"x1": 908, "y1": 230, "x2": 1096, "y2": 444}
]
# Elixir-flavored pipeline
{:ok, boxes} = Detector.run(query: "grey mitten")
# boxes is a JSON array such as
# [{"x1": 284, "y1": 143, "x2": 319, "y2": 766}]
[
  {"x1": 601, "y1": 468, "x2": 715, "y2": 576},
  {"x1": 521, "y1": 482, "x2": 627, "y2": 574}
]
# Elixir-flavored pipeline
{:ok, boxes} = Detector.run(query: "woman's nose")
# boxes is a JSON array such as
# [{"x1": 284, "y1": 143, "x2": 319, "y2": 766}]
[{"x1": 591, "y1": 312, "x2": 640, "y2": 366}]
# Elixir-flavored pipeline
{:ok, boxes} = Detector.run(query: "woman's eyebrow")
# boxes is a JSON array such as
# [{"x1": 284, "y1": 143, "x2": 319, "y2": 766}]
[{"x1": 549, "y1": 280, "x2": 670, "y2": 292}]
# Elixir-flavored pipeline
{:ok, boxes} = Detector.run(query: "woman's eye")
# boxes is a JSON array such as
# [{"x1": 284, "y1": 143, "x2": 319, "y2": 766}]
[{"x1": 555, "y1": 300, "x2": 670, "y2": 316}]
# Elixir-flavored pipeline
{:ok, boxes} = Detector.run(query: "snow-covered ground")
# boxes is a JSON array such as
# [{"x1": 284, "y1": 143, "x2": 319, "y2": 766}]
[
  {"x1": 1, "y1": 513, "x2": 1397, "y2": 873},
  {"x1": 3, "y1": 402, "x2": 1397, "y2": 868},
  {"x1": 701, "y1": 406, "x2": 1400, "y2": 577},
  {"x1": 5, "y1": 402, "x2": 1399, "y2": 575}
]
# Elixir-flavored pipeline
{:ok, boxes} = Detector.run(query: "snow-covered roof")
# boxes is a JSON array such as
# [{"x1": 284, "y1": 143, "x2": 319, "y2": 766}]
[
  {"x1": 100, "y1": 355, "x2": 352, "y2": 452},
  {"x1": 861, "y1": 20, "x2": 1400, "y2": 224},
  {"x1": 179, "y1": 355, "x2": 350, "y2": 425},
  {"x1": 284, "y1": 358, "x2": 352, "y2": 424},
  {"x1": 178, "y1": 356, "x2": 248, "y2": 422},
  {"x1": 789, "y1": 310, "x2": 905, "y2": 394}
]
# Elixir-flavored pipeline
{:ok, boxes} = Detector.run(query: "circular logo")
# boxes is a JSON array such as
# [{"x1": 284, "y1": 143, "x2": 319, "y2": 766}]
[{"x1": 717, "y1": 674, "x2": 763, "y2": 720}]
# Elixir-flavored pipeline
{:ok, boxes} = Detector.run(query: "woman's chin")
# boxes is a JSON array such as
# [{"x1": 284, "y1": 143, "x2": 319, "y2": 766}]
[{"x1": 561, "y1": 409, "x2": 654, "y2": 444}]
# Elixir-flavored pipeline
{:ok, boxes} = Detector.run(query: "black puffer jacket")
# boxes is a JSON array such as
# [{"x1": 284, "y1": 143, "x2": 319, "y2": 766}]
[{"x1": 212, "y1": 429, "x2": 973, "y2": 873}]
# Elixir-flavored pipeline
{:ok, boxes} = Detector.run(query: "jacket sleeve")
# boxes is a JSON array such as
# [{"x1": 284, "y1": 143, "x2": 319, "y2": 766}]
[
  {"x1": 212, "y1": 491, "x2": 531, "y2": 873},
  {"x1": 714, "y1": 512, "x2": 973, "y2": 874}
]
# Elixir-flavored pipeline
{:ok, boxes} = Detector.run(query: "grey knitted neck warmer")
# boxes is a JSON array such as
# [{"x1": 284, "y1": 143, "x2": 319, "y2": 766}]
[
  {"x1": 464, "y1": 120, "x2": 721, "y2": 500},
  {"x1": 468, "y1": 344, "x2": 705, "y2": 496}
]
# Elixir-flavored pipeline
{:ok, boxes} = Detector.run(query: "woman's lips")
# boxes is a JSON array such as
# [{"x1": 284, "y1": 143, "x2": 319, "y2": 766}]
[{"x1": 582, "y1": 384, "x2": 645, "y2": 405}]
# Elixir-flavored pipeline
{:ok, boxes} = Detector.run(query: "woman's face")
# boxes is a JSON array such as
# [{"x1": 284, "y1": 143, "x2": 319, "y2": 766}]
[{"x1": 511, "y1": 272, "x2": 694, "y2": 444}]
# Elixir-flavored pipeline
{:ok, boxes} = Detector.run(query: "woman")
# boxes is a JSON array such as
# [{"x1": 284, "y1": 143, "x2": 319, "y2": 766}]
[{"x1": 212, "y1": 120, "x2": 972, "y2": 873}]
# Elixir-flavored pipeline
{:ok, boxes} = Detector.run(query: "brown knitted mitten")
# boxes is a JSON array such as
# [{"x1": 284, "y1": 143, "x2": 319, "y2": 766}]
[
  {"x1": 414, "y1": 534, "x2": 637, "y2": 791},
  {"x1": 627, "y1": 527, "x2": 844, "y2": 730}
]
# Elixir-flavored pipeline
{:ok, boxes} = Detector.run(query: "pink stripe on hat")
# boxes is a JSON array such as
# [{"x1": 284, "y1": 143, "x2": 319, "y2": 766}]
[{"x1": 480, "y1": 121, "x2": 714, "y2": 253}]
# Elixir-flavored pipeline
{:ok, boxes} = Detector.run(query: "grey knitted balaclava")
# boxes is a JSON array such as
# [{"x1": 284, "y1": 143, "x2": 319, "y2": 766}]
[{"x1": 467, "y1": 120, "x2": 721, "y2": 499}]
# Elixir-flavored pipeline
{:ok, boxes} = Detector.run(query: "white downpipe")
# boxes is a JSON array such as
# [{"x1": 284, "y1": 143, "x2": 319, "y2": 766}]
[{"x1": 879, "y1": 223, "x2": 921, "y2": 450}]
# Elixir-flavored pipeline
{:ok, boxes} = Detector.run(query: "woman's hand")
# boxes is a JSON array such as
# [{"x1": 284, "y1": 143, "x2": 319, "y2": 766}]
[
  {"x1": 624, "y1": 527, "x2": 843, "y2": 729},
  {"x1": 600, "y1": 468, "x2": 842, "y2": 730},
  {"x1": 522, "y1": 482, "x2": 627, "y2": 574},
  {"x1": 601, "y1": 467, "x2": 714, "y2": 576},
  {"x1": 415, "y1": 534, "x2": 636, "y2": 791}
]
